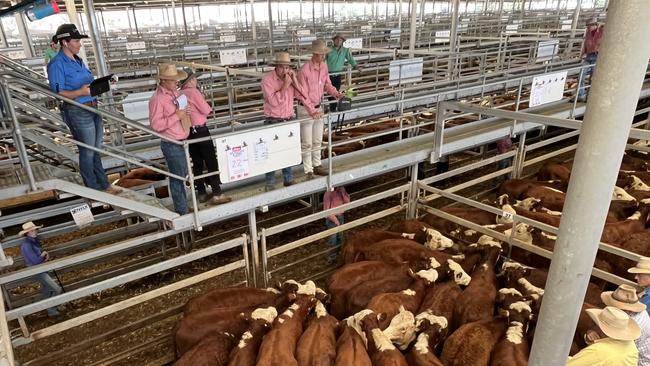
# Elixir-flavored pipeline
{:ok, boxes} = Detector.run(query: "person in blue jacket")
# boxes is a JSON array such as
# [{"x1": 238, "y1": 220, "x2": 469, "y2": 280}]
[
  {"x1": 47, "y1": 23, "x2": 117, "y2": 193},
  {"x1": 19, "y1": 221, "x2": 62, "y2": 317}
]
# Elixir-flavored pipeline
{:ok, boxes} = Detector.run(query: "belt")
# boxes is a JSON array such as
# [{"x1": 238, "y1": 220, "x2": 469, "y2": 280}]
[
  {"x1": 82, "y1": 100, "x2": 98, "y2": 107},
  {"x1": 190, "y1": 124, "x2": 208, "y2": 133},
  {"x1": 265, "y1": 117, "x2": 291, "y2": 124}
]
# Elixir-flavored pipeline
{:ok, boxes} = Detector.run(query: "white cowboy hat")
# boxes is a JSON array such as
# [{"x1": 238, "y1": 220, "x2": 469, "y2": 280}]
[
  {"x1": 19, "y1": 221, "x2": 43, "y2": 236},
  {"x1": 270, "y1": 52, "x2": 293, "y2": 66},
  {"x1": 332, "y1": 33, "x2": 346, "y2": 42},
  {"x1": 601, "y1": 284, "x2": 647, "y2": 313},
  {"x1": 628, "y1": 257, "x2": 650, "y2": 274},
  {"x1": 586, "y1": 306, "x2": 641, "y2": 341},
  {"x1": 155, "y1": 63, "x2": 188, "y2": 81},
  {"x1": 586, "y1": 17, "x2": 598, "y2": 25},
  {"x1": 311, "y1": 39, "x2": 330, "y2": 55}
]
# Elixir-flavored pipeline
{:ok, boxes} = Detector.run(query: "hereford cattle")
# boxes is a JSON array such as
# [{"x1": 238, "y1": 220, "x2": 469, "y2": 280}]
[
  {"x1": 183, "y1": 286, "x2": 284, "y2": 316},
  {"x1": 335, "y1": 320, "x2": 372, "y2": 366},
  {"x1": 360, "y1": 311, "x2": 409, "y2": 366},
  {"x1": 174, "y1": 332, "x2": 237, "y2": 366},
  {"x1": 536, "y1": 162, "x2": 571, "y2": 182},
  {"x1": 490, "y1": 302, "x2": 533, "y2": 366},
  {"x1": 512, "y1": 206, "x2": 562, "y2": 227},
  {"x1": 174, "y1": 308, "x2": 252, "y2": 357},
  {"x1": 498, "y1": 179, "x2": 567, "y2": 200},
  {"x1": 354, "y1": 238, "x2": 452, "y2": 266},
  {"x1": 600, "y1": 204, "x2": 650, "y2": 244},
  {"x1": 296, "y1": 301, "x2": 339, "y2": 366},
  {"x1": 227, "y1": 307, "x2": 278, "y2": 366},
  {"x1": 440, "y1": 317, "x2": 509, "y2": 366},
  {"x1": 521, "y1": 185, "x2": 566, "y2": 211},
  {"x1": 342, "y1": 229, "x2": 417, "y2": 263},
  {"x1": 417, "y1": 280, "x2": 463, "y2": 329},
  {"x1": 256, "y1": 287, "x2": 318, "y2": 366},
  {"x1": 388, "y1": 219, "x2": 455, "y2": 250},
  {"x1": 406, "y1": 311, "x2": 447, "y2": 366},
  {"x1": 621, "y1": 153, "x2": 648, "y2": 171}
]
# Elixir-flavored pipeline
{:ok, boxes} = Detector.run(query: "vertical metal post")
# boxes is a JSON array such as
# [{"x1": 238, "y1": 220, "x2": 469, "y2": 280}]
[
  {"x1": 397, "y1": 0, "x2": 402, "y2": 30},
  {"x1": 407, "y1": 162, "x2": 419, "y2": 218},
  {"x1": 248, "y1": 210, "x2": 259, "y2": 287},
  {"x1": 260, "y1": 229, "x2": 268, "y2": 287},
  {"x1": 180, "y1": 0, "x2": 189, "y2": 40},
  {"x1": 2, "y1": 83, "x2": 36, "y2": 192},
  {"x1": 268, "y1": 0, "x2": 274, "y2": 56},
  {"x1": 82, "y1": 0, "x2": 109, "y2": 77},
  {"x1": 408, "y1": 0, "x2": 417, "y2": 51},
  {"x1": 99, "y1": 9, "x2": 108, "y2": 39},
  {"x1": 0, "y1": 290, "x2": 15, "y2": 366},
  {"x1": 171, "y1": 0, "x2": 179, "y2": 33},
  {"x1": 512, "y1": 132, "x2": 526, "y2": 178},
  {"x1": 183, "y1": 142, "x2": 201, "y2": 231},
  {"x1": 131, "y1": 7, "x2": 139, "y2": 36},
  {"x1": 566, "y1": 0, "x2": 582, "y2": 55},
  {"x1": 0, "y1": 20, "x2": 8, "y2": 48},
  {"x1": 529, "y1": 2, "x2": 650, "y2": 365},
  {"x1": 12, "y1": 11, "x2": 34, "y2": 58},
  {"x1": 251, "y1": 0, "x2": 258, "y2": 69},
  {"x1": 241, "y1": 233, "x2": 252, "y2": 287},
  {"x1": 448, "y1": 0, "x2": 460, "y2": 78}
]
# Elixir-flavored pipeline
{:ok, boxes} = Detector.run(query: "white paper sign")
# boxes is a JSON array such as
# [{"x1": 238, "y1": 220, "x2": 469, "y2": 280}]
[
  {"x1": 296, "y1": 29, "x2": 311, "y2": 36},
  {"x1": 561, "y1": 24, "x2": 572, "y2": 30},
  {"x1": 220, "y1": 35, "x2": 236, "y2": 43},
  {"x1": 434, "y1": 30, "x2": 451, "y2": 44},
  {"x1": 255, "y1": 141, "x2": 268, "y2": 162},
  {"x1": 529, "y1": 71, "x2": 568, "y2": 107},
  {"x1": 343, "y1": 38, "x2": 363, "y2": 49},
  {"x1": 389, "y1": 29, "x2": 401, "y2": 39},
  {"x1": 176, "y1": 94, "x2": 188, "y2": 110},
  {"x1": 360, "y1": 25, "x2": 372, "y2": 33},
  {"x1": 220, "y1": 48, "x2": 247, "y2": 66},
  {"x1": 505, "y1": 24, "x2": 519, "y2": 34},
  {"x1": 536, "y1": 39, "x2": 559, "y2": 62},
  {"x1": 227, "y1": 146, "x2": 250, "y2": 182},
  {"x1": 126, "y1": 41, "x2": 146, "y2": 51},
  {"x1": 389, "y1": 58, "x2": 424, "y2": 86},
  {"x1": 70, "y1": 204, "x2": 94, "y2": 227},
  {"x1": 299, "y1": 35, "x2": 317, "y2": 45}
]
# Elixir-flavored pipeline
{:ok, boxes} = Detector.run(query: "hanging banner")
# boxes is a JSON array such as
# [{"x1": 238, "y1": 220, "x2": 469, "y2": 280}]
[{"x1": 70, "y1": 203, "x2": 94, "y2": 227}]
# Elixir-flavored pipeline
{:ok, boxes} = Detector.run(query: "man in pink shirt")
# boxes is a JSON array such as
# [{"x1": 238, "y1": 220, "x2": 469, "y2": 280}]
[
  {"x1": 149, "y1": 63, "x2": 191, "y2": 215},
  {"x1": 324, "y1": 185, "x2": 350, "y2": 263},
  {"x1": 298, "y1": 40, "x2": 344, "y2": 179},
  {"x1": 261, "y1": 52, "x2": 319, "y2": 191},
  {"x1": 181, "y1": 69, "x2": 231, "y2": 205},
  {"x1": 577, "y1": 17, "x2": 605, "y2": 102}
]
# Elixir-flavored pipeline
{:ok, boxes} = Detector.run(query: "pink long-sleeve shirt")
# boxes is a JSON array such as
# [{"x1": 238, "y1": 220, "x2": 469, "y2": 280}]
[
  {"x1": 298, "y1": 60, "x2": 339, "y2": 109},
  {"x1": 324, "y1": 187, "x2": 350, "y2": 224},
  {"x1": 149, "y1": 86, "x2": 190, "y2": 141},
  {"x1": 181, "y1": 86, "x2": 212, "y2": 126},
  {"x1": 261, "y1": 70, "x2": 315, "y2": 118},
  {"x1": 582, "y1": 25, "x2": 604, "y2": 56}
]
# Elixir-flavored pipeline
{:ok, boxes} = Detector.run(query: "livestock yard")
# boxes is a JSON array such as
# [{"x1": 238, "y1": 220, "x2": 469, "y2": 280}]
[{"x1": 0, "y1": 0, "x2": 650, "y2": 365}]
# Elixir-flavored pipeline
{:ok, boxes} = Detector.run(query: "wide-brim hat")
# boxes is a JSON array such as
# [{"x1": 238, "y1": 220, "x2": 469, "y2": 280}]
[
  {"x1": 55, "y1": 23, "x2": 88, "y2": 40},
  {"x1": 19, "y1": 221, "x2": 43, "y2": 236},
  {"x1": 156, "y1": 63, "x2": 188, "y2": 81},
  {"x1": 270, "y1": 52, "x2": 293, "y2": 66},
  {"x1": 586, "y1": 307, "x2": 641, "y2": 341},
  {"x1": 586, "y1": 17, "x2": 598, "y2": 25},
  {"x1": 332, "y1": 33, "x2": 346, "y2": 42},
  {"x1": 628, "y1": 257, "x2": 650, "y2": 274},
  {"x1": 311, "y1": 39, "x2": 330, "y2": 55},
  {"x1": 601, "y1": 284, "x2": 647, "y2": 313}
]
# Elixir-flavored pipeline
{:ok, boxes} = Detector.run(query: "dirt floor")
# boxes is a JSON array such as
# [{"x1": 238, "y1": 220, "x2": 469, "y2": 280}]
[{"x1": 9, "y1": 130, "x2": 580, "y2": 365}]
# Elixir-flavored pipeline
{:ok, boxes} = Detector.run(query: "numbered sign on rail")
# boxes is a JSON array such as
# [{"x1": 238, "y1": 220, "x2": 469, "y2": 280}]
[
  {"x1": 529, "y1": 71, "x2": 568, "y2": 107},
  {"x1": 343, "y1": 38, "x2": 363, "y2": 49},
  {"x1": 219, "y1": 48, "x2": 247, "y2": 66}
]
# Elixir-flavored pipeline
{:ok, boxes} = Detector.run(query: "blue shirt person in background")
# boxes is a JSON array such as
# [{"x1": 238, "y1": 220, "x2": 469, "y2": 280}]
[
  {"x1": 47, "y1": 23, "x2": 117, "y2": 193},
  {"x1": 19, "y1": 222, "x2": 62, "y2": 317},
  {"x1": 628, "y1": 257, "x2": 650, "y2": 315}
]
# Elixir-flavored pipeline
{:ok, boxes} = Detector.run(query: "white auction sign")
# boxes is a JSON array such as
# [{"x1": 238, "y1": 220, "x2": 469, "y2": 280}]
[
  {"x1": 529, "y1": 71, "x2": 568, "y2": 107},
  {"x1": 219, "y1": 48, "x2": 247, "y2": 66},
  {"x1": 299, "y1": 35, "x2": 317, "y2": 45},
  {"x1": 215, "y1": 122, "x2": 302, "y2": 183},
  {"x1": 536, "y1": 39, "x2": 559, "y2": 62},
  {"x1": 70, "y1": 203, "x2": 94, "y2": 227},
  {"x1": 220, "y1": 35, "x2": 236, "y2": 43},
  {"x1": 389, "y1": 58, "x2": 424, "y2": 86},
  {"x1": 360, "y1": 25, "x2": 372, "y2": 33},
  {"x1": 505, "y1": 24, "x2": 519, "y2": 34},
  {"x1": 343, "y1": 38, "x2": 363, "y2": 49},
  {"x1": 126, "y1": 41, "x2": 146, "y2": 51},
  {"x1": 296, "y1": 29, "x2": 311, "y2": 36},
  {"x1": 561, "y1": 24, "x2": 572, "y2": 30},
  {"x1": 389, "y1": 29, "x2": 401, "y2": 40},
  {"x1": 434, "y1": 30, "x2": 451, "y2": 44}
]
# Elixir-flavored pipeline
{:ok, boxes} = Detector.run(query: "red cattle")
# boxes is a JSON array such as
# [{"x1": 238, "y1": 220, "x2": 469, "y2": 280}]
[
  {"x1": 536, "y1": 162, "x2": 571, "y2": 182},
  {"x1": 174, "y1": 332, "x2": 237, "y2": 366},
  {"x1": 227, "y1": 307, "x2": 277, "y2": 366},
  {"x1": 360, "y1": 312, "x2": 409, "y2": 366},
  {"x1": 342, "y1": 229, "x2": 418, "y2": 263},
  {"x1": 334, "y1": 322, "x2": 372, "y2": 366},
  {"x1": 296, "y1": 301, "x2": 339, "y2": 366},
  {"x1": 406, "y1": 311, "x2": 447, "y2": 366},
  {"x1": 490, "y1": 302, "x2": 533, "y2": 366},
  {"x1": 441, "y1": 318, "x2": 509, "y2": 366}
]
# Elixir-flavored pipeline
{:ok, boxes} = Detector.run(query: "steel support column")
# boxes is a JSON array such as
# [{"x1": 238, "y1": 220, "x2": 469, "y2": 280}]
[
  {"x1": 251, "y1": 0, "x2": 258, "y2": 69},
  {"x1": 267, "y1": 0, "x2": 274, "y2": 55},
  {"x1": 180, "y1": 0, "x2": 189, "y2": 40},
  {"x1": 0, "y1": 20, "x2": 8, "y2": 48},
  {"x1": 131, "y1": 7, "x2": 139, "y2": 36},
  {"x1": 566, "y1": 0, "x2": 582, "y2": 55},
  {"x1": 529, "y1": 2, "x2": 650, "y2": 365},
  {"x1": 448, "y1": 0, "x2": 460, "y2": 77},
  {"x1": 408, "y1": 0, "x2": 417, "y2": 51},
  {"x1": 171, "y1": 0, "x2": 178, "y2": 33},
  {"x1": 397, "y1": 0, "x2": 402, "y2": 29},
  {"x1": 12, "y1": 12, "x2": 33, "y2": 58},
  {"x1": 82, "y1": 0, "x2": 109, "y2": 77}
]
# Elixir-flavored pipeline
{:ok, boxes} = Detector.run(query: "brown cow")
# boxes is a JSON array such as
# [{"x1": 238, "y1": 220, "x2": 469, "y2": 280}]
[
  {"x1": 183, "y1": 286, "x2": 284, "y2": 316},
  {"x1": 406, "y1": 311, "x2": 447, "y2": 366},
  {"x1": 360, "y1": 312, "x2": 409, "y2": 366},
  {"x1": 227, "y1": 307, "x2": 277, "y2": 366},
  {"x1": 354, "y1": 238, "x2": 451, "y2": 266},
  {"x1": 498, "y1": 179, "x2": 567, "y2": 200},
  {"x1": 342, "y1": 229, "x2": 418, "y2": 263},
  {"x1": 174, "y1": 332, "x2": 236, "y2": 366},
  {"x1": 296, "y1": 301, "x2": 339, "y2": 366},
  {"x1": 536, "y1": 162, "x2": 571, "y2": 182},
  {"x1": 490, "y1": 302, "x2": 533, "y2": 366},
  {"x1": 600, "y1": 204, "x2": 650, "y2": 244},
  {"x1": 334, "y1": 321, "x2": 372, "y2": 366},
  {"x1": 441, "y1": 318, "x2": 509, "y2": 366}
]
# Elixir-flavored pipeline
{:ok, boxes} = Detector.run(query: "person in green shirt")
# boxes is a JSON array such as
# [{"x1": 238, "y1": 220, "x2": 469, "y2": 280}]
[
  {"x1": 326, "y1": 33, "x2": 360, "y2": 111},
  {"x1": 44, "y1": 35, "x2": 58, "y2": 64}
]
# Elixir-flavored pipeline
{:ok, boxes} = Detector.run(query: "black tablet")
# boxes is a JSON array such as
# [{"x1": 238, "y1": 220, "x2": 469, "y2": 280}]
[{"x1": 89, "y1": 74, "x2": 114, "y2": 97}]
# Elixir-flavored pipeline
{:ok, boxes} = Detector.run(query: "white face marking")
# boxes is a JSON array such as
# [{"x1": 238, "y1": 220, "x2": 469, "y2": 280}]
[
  {"x1": 506, "y1": 321, "x2": 524, "y2": 344},
  {"x1": 371, "y1": 328, "x2": 396, "y2": 351},
  {"x1": 416, "y1": 268, "x2": 439, "y2": 283},
  {"x1": 497, "y1": 204, "x2": 516, "y2": 224},
  {"x1": 346, "y1": 310, "x2": 373, "y2": 346},
  {"x1": 402, "y1": 289, "x2": 416, "y2": 296},
  {"x1": 628, "y1": 211, "x2": 642, "y2": 220},
  {"x1": 509, "y1": 301, "x2": 532, "y2": 313},
  {"x1": 415, "y1": 311, "x2": 448, "y2": 330},
  {"x1": 429, "y1": 257, "x2": 441, "y2": 269},
  {"x1": 414, "y1": 333, "x2": 430, "y2": 354},
  {"x1": 297, "y1": 280, "x2": 317, "y2": 296},
  {"x1": 504, "y1": 224, "x2": 532, "y2": 244},
  {"x1": 252, "y1": 307, "x2": 278, "y2": 324},
  {"x1": 401, "y1": 233, "x2": 416, "y2": 240},
  {"x1": 447, "y1": 259, "x2": 471, "y2": 286},
  {"x1": 237, "y1": 331, "x2": 253, "y2": 348},
  {"x1": 384, "y1": 307, "x2": 417, "y2": 350},
  {"x1": 630, "y1": 176, "x2": 650, "y2": 191},
  {"x1": 464, "y1": 229, "x2": 477, "y2": 236},
  {"x1": 518, "y1": 278, "x2": 544, "y2": 296},
  {"x1": 315, "y1": 301, "x2": 328, "y2": 318},
  {"x1": 424, "y1": 228, "x2": 454, "y2": 250},
  {"x1": 540, "y1": 232, "x2": 557, "y2": 240},
  {"x1": 478, "y1": 235, "x2": 503, "y2": 247},
  {"x1": 612, "y1": 186, "x2": 636, "y2": 201},
  {"x1": 499, "y1": 288, "x2": 523, "y2": 296},
  {"x1": 515, "y1": 197, "x2": 541, "y2": 210},
  {"x1": 502, "y1": 261, "x2": 531, "y2": 270}
]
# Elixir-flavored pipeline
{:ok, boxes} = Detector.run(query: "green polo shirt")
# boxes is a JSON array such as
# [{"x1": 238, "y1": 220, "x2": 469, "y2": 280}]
[
  {"x1": 44, "y1": 48, "x2": 58, "y2": 63},
  {"x1": 326, "y1": 46, "x2": 357, "y2": 73}
]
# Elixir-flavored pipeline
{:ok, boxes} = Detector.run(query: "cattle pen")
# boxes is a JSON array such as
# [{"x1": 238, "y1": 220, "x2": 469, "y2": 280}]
[{"x1": 0, "y1": 0, "x2": 649, "y2": 365}]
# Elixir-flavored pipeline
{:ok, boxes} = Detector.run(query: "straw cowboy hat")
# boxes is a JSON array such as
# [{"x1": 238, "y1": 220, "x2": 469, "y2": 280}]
[
  {"x1": 332, "y1": 33, "x2": 346, "y2": 42},
  {"x1": 628, "y1": 257, "x2": 650, "y2": 274},
  {"x1": 156, "y1": 63, "x2": 188, "y2": 81},
  {"x1": 601, "y1": 284, "x2": 647, "y2": 313},
  {"x1": 586, "y1": 306, "x2": 641, "y2": 341},
  {"x1": 270, "y1": 52, "x2": 293, "y2": 66},
  {"x1": 586, "y1": 17, "x2": 598, "y2": 25},
  {"x1": 311, "y1": 39, "x2": 330, "y2": 55},
  {"x1": 19, "y1": 221, "x2": 43, "y2": 236}
]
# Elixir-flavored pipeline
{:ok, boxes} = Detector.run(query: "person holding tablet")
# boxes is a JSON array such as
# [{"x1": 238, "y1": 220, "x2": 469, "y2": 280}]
[{"x1": 47, "y1": 23, "x2": 117, "y2": 193}]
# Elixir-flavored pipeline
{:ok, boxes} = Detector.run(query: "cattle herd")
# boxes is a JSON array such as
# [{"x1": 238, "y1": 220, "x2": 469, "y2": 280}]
[{"x1": 171, "y1": 148, "x2": 650, "y2": 365}]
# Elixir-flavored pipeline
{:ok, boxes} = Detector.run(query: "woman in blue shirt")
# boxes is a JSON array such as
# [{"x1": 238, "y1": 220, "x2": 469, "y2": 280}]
[{"x1": 47, "y1": 23, "x2": 116, "y2": 193}]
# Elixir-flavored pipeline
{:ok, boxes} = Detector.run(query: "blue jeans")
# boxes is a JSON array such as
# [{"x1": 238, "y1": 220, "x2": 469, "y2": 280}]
[
  {"x1": 62, "y1": 104, "x2": 109, "y2": 190},
  {"x1": 326, "y1": 215, "x2": 344, "y2": 261},
  {"x1": 161, "y1": 140, "x2": 188, "y2": 215},
  {"x1": 265, "y1": 168, "x2": 293, "y2": 188},
  {"x1": 577, "y1": 53, "x2": 598, "y2": 99},
  {"x1": 34, "y1": 272, "x2": 62, "y2": 316}
]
